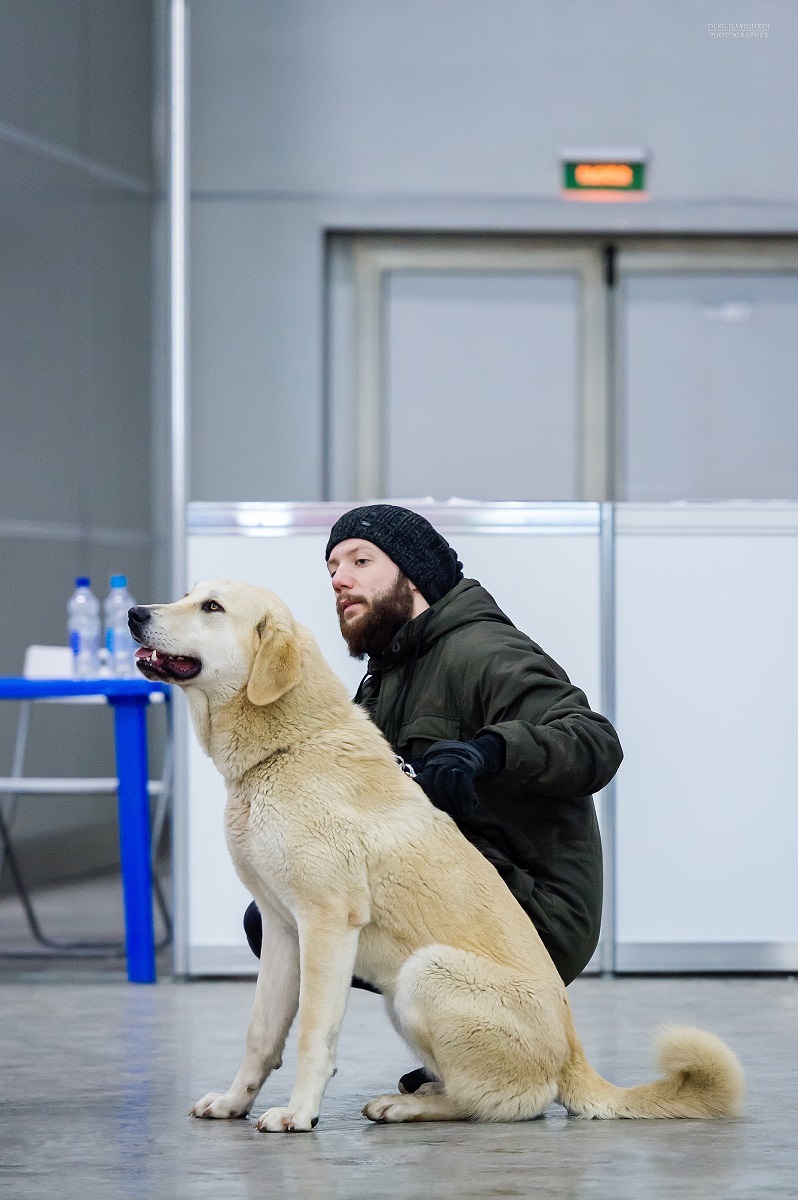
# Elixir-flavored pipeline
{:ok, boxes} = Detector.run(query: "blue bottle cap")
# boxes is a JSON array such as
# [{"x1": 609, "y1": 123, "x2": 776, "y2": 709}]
[
  {"x1": 75, "y1": 576, "x2": 91, "y2": 588},
  {"x1": 110, "y1": 575, "x2": 127, "y2": 588}
]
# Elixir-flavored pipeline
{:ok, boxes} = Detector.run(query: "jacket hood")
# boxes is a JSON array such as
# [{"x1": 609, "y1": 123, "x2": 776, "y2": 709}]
[{"x1": 370, "y1": 578, "x2": 515, "y2": 670}]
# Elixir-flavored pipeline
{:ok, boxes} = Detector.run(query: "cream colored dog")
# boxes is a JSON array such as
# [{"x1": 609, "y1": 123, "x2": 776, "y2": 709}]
[{"x1": 132, "y1": 578, "x2": 743, "y2": 1132}]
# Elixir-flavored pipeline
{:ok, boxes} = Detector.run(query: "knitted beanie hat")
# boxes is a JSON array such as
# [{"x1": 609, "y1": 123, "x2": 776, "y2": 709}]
[{"x1": 325, "y1": 505, "x2": 464, "y2": 604}]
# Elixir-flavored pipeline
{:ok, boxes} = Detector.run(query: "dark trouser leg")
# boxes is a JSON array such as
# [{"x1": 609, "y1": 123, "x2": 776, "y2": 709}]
[
  {"x1": 243, "y1": 899, "x2": 263, "y2": 958},
  {"x1": 243, "y1": 901, "x2": 380, "y2": 993}
]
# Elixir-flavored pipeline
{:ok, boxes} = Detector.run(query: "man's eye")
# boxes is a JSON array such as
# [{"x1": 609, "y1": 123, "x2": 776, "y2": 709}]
[
  {"x1": 355, "y1": 558, "x2": 370, "y2": 566},
  {"x1": 201, "y1": 599, "x2": 224, "y2": 613}
]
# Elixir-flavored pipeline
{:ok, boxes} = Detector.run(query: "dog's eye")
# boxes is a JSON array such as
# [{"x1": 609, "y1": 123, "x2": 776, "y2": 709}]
[{"x1": 201, "y1": 599, "x2": 224, "y2": 613}]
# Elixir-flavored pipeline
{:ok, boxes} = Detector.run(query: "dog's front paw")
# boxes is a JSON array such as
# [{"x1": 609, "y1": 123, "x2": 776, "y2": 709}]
[
  {"x1": 190, "y1": 1091, "x2": 250, "y2": 1119},
  {"x1": 255, "y1": 1105, "x2": 319, "y2": 1133}
]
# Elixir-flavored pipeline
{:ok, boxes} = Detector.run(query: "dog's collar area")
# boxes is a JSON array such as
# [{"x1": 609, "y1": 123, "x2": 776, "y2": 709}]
[{"x1": 134, "y1": 646, "x2": 202, "y2": 681}]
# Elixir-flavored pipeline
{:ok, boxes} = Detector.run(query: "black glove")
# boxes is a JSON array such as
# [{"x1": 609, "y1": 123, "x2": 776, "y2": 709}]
[{"x1": 414, "y1": 733, "x2": 504, "y2": 820}]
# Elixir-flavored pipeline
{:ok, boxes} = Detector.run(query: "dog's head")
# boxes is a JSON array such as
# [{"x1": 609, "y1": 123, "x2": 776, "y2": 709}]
[{"x1": 129, "y1": 578, "x2": 302, "y2": 706}]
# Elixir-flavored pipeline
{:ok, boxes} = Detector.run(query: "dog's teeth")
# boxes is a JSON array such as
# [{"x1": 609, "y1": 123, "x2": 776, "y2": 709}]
[{"x1": 151, "y1": 650, "x2": 158, "y2": 661}]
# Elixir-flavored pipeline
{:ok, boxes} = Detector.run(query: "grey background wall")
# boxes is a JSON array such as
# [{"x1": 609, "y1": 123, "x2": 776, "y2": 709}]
[
  {"x1": 188, "y1": 0, "x2": 798, "y2": 504},
  {"x1": 0, "y1": 1, "x2": 156, "y2": 886}
]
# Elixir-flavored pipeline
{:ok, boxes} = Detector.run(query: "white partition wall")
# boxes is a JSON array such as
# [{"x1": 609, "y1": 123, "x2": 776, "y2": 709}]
[
  {"x1": 182, "y1": 502, "x2": 604, "y2": 975},
  {"x1": 614, "y1": 504, "x2": 798, "y2": 971},
  {"x1": 180, "y1": 499, "x2": 798, "y2": 976}
]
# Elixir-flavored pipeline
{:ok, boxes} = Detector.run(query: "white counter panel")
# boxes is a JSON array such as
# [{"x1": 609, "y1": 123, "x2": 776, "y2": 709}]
[{"x1": 615, "y1": 504, "x2": 798, "y2": 970}]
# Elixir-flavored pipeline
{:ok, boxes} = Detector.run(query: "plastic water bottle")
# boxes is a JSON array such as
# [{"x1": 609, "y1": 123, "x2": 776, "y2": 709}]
[
  {"x1": 103, "y1": 575, "x2": 138, "y2": 677},
  {"x1": 67, "y1": 577, "x2": 101, "y2": 678}
]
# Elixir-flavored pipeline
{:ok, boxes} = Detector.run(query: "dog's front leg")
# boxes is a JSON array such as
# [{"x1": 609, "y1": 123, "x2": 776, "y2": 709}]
[
  {"x1": 191, "y1": 909, "x2": 300, "y2": 1120},
  {"x1": 255, "y1": 904, "x2": 363, "y2": 1133}
]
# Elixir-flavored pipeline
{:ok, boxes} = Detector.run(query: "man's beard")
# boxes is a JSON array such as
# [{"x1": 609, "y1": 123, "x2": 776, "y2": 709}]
[{"x1": 338, "y1": 573, "x2": 416, "y2": 660}]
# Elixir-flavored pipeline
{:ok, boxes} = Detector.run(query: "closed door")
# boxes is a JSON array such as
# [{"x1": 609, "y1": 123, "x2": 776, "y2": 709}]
[
  {"x1": 384, "y1": 269, "x2": 582, "y2": 501},
  {"x1": 328, "y1": 237, "x2": 608, "y2": 502},
  {"x1": 616, "y1": 243, "x2": 798, "y2": 501}
]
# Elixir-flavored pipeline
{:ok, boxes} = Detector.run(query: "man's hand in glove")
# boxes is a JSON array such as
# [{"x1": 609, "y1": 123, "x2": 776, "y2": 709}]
[{"x1": 414, "y1": 733, "x2": 505, "y2": 820}]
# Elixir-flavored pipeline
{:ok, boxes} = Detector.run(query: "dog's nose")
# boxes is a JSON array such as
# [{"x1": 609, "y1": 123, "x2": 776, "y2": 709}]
[{"x1": 128, "y1": 605, "x2": 152, "y2": 633}]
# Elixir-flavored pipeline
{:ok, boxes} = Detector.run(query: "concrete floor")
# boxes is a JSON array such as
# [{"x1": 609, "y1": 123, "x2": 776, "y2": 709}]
[
  {"x1": 1, "y1": 882, "x2": 797, "y2": 1199},
  {"x1": 1, "y1": 978, "x2": 796, "y2": 1199}
]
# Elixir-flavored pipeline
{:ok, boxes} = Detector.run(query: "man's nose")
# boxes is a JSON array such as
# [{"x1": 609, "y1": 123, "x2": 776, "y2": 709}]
[{"x1": 330, "y1": 568, "x2": 350, "y2": 592}]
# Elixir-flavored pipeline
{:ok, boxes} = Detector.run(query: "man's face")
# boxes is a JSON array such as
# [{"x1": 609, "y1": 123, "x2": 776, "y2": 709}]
[{"x1": 327, "y1": 538, "x2": 421, "y2": 659}]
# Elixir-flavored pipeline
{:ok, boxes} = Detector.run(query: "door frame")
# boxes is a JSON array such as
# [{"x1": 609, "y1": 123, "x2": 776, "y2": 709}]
[{"x1": 350, "y1": 236, "x2": 610, "y2": 501}]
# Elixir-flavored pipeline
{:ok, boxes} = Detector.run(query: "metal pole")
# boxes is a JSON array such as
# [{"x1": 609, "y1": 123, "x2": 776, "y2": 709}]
[
  {"x1": 169, "y1": 0, "x2": 189, "y2": 976},
  {"x1": 599, "y1": 501, "x2": 617, "y2": 976},
  {"x1": 170, "y1": 0, "x2": 188, "y2": 605}
]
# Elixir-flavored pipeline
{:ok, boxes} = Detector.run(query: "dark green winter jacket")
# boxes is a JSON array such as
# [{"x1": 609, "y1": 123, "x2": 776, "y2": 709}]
[{"x1": 354, "y1": 578, "x2": 623, "y2": 985}]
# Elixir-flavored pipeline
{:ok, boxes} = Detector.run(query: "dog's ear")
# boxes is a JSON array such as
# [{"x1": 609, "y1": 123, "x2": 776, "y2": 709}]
[{"x1": 247, "y1": 613, "x2": 302, "y2": 706}]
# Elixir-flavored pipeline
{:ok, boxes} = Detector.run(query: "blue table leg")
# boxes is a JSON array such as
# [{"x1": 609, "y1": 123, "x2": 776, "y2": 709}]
[{"x1": 110, "y1": 696, "x2": 156, "y2": 983}]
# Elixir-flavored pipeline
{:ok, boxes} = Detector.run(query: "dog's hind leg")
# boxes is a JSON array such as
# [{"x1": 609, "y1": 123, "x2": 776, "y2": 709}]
[
  {"x1": 369, "y1": 944, "x2": 565, "y2": 1124},
  {"x1": 363, "y1": 1090, "x2": 467, "y2": 1122},
  {"x1": 191, "y1": 909, "x2": 299, "y2": 1119}
]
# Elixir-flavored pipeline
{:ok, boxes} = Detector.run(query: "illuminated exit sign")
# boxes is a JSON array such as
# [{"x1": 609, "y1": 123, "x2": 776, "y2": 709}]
[{"x1": 560, "y1": 147, "x2": 648, "y2": 201}]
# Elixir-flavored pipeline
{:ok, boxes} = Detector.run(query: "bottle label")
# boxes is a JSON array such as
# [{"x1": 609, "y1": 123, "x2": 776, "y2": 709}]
[
  {"x1": 106, "y1": 629, "x2": 114, "y2": 653},
  {"x1": 70, "y1": 631, "x2": 80, "y2": 655}
]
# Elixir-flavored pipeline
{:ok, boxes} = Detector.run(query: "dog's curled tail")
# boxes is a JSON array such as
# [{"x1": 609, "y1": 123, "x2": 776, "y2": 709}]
[{"x1": 558, "y1": 1024, "x2": 744, "y2": 1120}]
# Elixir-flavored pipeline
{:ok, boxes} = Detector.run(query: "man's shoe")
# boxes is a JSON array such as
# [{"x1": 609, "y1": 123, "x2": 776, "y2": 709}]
[{"x1": 398, "y1": 1067, "x2": 438, "y2": 1094}]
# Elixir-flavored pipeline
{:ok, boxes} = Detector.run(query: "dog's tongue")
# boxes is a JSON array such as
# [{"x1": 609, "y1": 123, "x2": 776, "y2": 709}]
[{"x1": 165, "y1": 656, "x2": 200, "y2": 677}]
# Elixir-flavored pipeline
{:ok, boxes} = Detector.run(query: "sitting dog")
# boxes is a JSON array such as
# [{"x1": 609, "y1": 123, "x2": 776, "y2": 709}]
[{"x1": 130, "y1": 578, "x2": 743, "y2": 1131}]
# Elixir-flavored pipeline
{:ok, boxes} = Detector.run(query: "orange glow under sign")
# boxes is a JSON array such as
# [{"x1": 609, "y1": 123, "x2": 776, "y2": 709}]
[{"x1": 573, "y1": 162, "x2": 635, "y2": 188}]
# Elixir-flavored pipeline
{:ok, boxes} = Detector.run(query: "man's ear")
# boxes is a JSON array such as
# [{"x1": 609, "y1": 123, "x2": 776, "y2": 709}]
[{"x1": 246, "y1": 614, "x2": 302, "y2": 706}]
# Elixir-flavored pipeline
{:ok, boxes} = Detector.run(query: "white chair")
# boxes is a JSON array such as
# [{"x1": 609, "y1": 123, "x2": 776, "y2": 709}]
[{"x1": 0, "y1": 647, "x2": 172, "y2": 958}]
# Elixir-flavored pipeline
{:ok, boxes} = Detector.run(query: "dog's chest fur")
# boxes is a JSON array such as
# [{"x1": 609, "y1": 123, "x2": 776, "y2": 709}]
[
  {"x1": 220, "y1": 751, "x2": 372, "y2": 928},
  {"x1": 223, "y1": 773, "x2": 298, "y2": 913}
]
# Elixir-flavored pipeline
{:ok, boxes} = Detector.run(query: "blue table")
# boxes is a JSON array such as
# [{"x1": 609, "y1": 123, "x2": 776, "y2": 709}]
[{"x1": 0, "y1": 677, "x2": 170, "y2": 983}]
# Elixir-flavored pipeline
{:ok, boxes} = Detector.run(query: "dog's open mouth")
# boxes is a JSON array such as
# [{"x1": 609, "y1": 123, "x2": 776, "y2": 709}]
[{"x1": 135, "y1": 646, "x2": 202, "y2": 682}]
